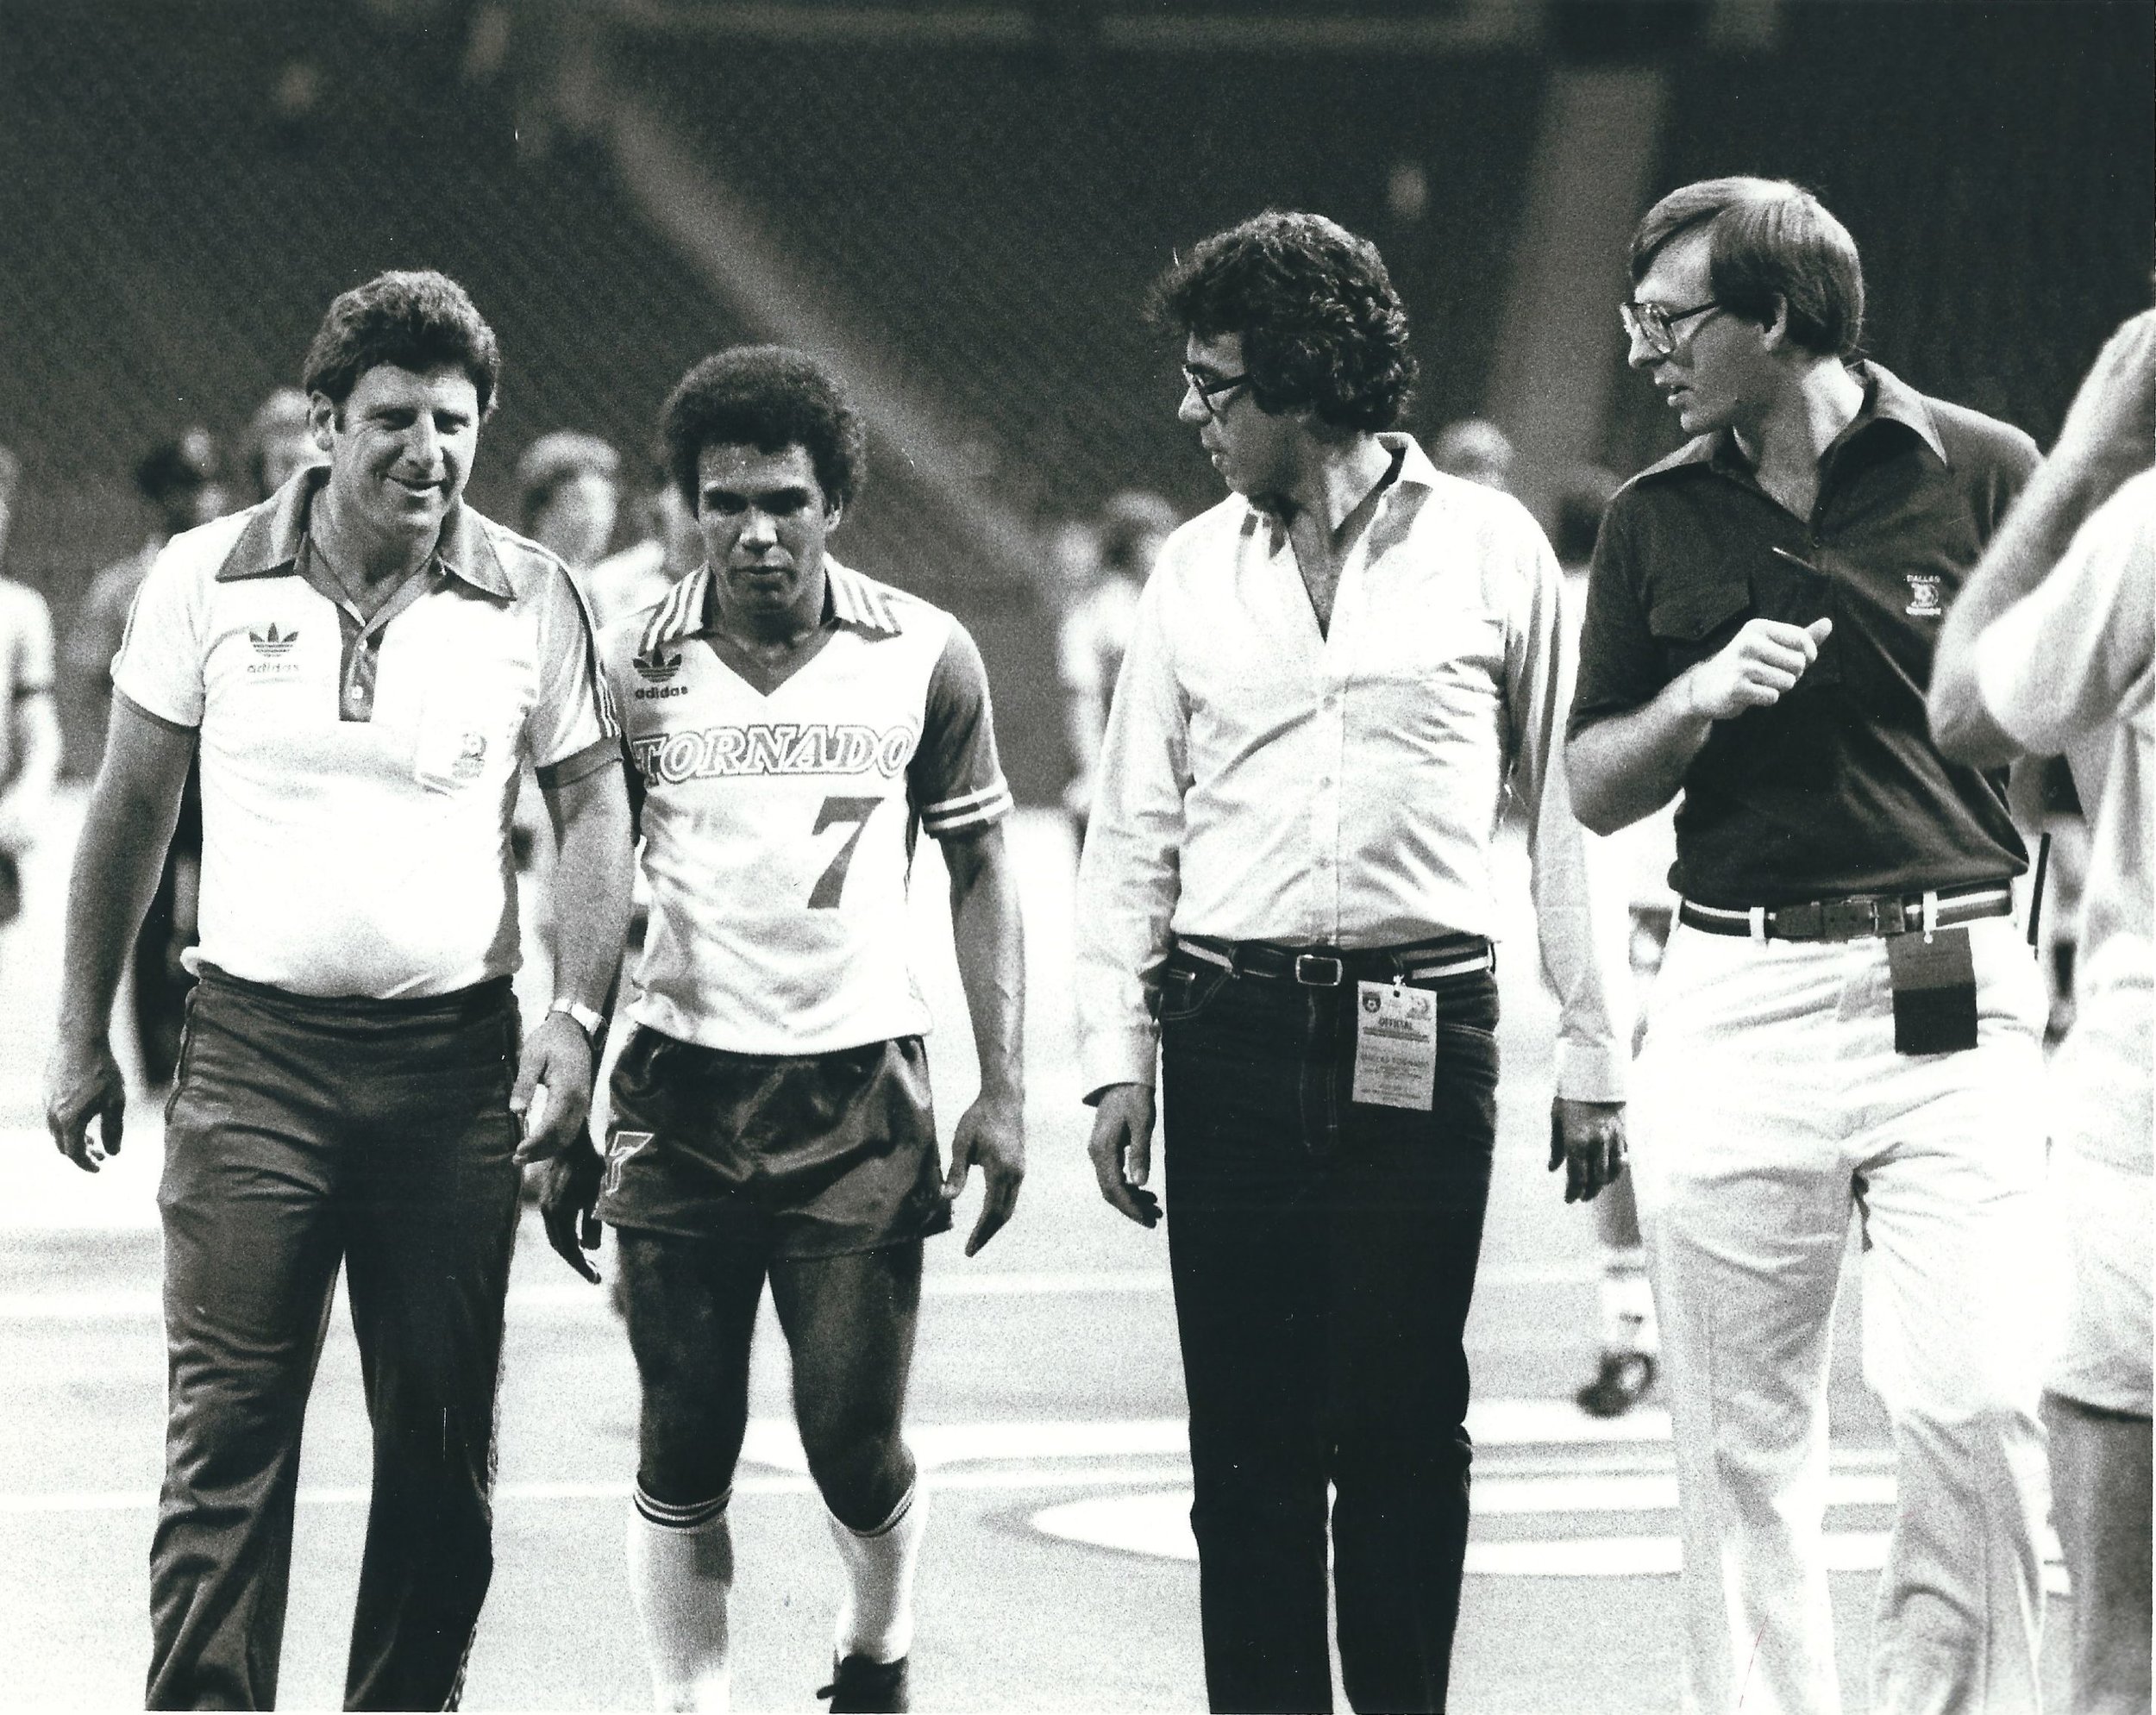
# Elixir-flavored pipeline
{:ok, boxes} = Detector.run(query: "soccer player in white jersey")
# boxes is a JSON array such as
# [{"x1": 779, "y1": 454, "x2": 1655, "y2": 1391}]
[{"x1": 543, "y1": 347, "x2": 1025, "y2": 1714}]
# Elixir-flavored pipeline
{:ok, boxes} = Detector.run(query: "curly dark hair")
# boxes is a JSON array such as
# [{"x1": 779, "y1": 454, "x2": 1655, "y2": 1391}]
[
  {"x1": 1151, "y1": 211, "x2": 1416, "y2": 431},
  {"x1": 300, "y1": 270, "x2": 503, "y2": 416},
  {"x1": 660, "y1": 346, "x2": 866, "y2": 515}
]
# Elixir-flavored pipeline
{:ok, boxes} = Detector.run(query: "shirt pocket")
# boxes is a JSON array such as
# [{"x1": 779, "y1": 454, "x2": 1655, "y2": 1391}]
[
  {"x1": 412, "y1": 673, "x2": 524, "y2": 795},
  {"x1": 1647, "y1": 579, "x2": 1752, "y2": 673}
]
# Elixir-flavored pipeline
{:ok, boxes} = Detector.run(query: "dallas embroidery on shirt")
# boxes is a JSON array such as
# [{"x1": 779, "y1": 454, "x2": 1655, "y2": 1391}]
[{"x1": 1904, "y1": 574, "x2": 1945, "y2": 618}]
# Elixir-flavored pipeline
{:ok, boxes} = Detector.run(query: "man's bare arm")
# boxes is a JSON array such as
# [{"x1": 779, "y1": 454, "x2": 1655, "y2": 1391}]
[
  {"x1": 943, "y1": 821, "x2": 1026, "y2": 1255},
  {"x1": 1570, "y1": 616, "x2": 1833, "y2": 836},
  {"x1": 45, "y1": 699, "x2": 196, "y2": 1169},
  {"x1": 519, "y1": 754, "x2": 633, "y2": 1168}
]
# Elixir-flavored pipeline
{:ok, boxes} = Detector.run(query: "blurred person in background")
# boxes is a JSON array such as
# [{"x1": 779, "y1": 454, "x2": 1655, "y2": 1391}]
[
  {"x1": 1552, "y1": 462, "x2": 1668, "y2": 1419},
  {"x1": 1570, "y1": 177, "x2": 2051, "y2": 1715},
  {"x1": 0, "y1": 444, "x2": 60, "y2": 957},
  {"x1": 42, "y1": 269, "x2": 630, "y2": 1711},
  {"x1": 241, "y1": 385, "x2": 328, "y2": 503},
  {"x1": 1430, "y1": 416, "x2": 1516, "y2": 491},
  {"x1": 1079, "y1": 210, "x2": 1626, "y2": 1715},
  {"x1": 519, "y1": 428, "x2": 623, "y2": 573},
  {"x1": 1058, "y1": 489, "x2": 1178, "y2": 832},
  {"x1": 67, "y1": 429, "x2": 229, "y2": 774},
  {"x1": 1930, "y1": 306, "x2": 2155, "y2": 1715},
  {"x1": 65, "y1": 429, "x2": 228, "y2": 1086},
  {"x1": 585, "y1": 454, "x2": 703, "y2": 629}
]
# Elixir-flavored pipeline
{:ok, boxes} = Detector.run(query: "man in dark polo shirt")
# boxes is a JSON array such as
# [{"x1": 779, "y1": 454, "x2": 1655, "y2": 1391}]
[{"x1": 1568, "y1": 178, "x2": 2051, "y2": 1715}]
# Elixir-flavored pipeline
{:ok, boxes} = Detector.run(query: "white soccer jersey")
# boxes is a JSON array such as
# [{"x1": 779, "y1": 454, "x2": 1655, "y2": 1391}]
[{"x1": 606, "y1": 558, "x2": 1012, "y2": 1055}]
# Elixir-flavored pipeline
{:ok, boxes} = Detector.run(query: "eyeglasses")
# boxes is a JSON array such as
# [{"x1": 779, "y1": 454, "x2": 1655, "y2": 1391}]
[
  {"x1": 1620, "y1": 297, "x2": 1723, "y2": 357},
  {"x1": 1181, "y1": 364, "x2": 1250, "y2": 416}
]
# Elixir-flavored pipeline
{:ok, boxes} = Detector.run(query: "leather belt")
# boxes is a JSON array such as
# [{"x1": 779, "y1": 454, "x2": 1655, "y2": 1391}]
[
  {"x1": 1677, "y1": 883, "x2": 2013, "y2": 943},
  {"x1": 1175, "y1": 933, "x2": 1494, "y2": 987}
]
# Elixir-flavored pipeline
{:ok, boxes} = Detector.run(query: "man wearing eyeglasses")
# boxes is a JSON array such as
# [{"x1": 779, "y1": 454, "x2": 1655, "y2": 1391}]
[
  {"x1": 1568, "y1": 178, "x2": 2051, "y2": 1715},
  {"x1": 1075, "y1": 210, "x2": 1627, "y2": 1714}
]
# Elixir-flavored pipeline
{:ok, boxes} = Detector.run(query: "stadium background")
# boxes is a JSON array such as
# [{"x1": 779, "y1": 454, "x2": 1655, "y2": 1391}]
[{"x1": 1, "y1": 0, "x2": 2148, "y2": 801}]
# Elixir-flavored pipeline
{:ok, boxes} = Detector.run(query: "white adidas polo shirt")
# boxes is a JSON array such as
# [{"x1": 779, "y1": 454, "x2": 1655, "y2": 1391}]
[
  {"x1": 112, "y1": 469, "x2": 617, "y2": 998},
  {"x1": 607, "y1": 558, "x2": 1012, "y2": 1056}
]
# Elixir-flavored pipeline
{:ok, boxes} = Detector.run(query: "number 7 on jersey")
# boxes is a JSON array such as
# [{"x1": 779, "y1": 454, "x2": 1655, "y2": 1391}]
[{"x1": 807, "y1": 796, "x2": 882, "y2": 908}]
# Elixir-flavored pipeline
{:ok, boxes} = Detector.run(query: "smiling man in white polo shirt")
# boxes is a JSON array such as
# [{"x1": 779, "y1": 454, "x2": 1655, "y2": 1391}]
[{"x1": 44, "y1": 269, "x2": 632, "y2": 1712}]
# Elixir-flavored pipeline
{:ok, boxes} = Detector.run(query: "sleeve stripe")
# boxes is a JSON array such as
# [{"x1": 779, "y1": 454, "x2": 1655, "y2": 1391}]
[
  {"x1": 922, "y1": 787, "x2": 1014, "y2": 834},
  {"x1": 557, "y1": 565, "x2": 618, "y2": 737}
]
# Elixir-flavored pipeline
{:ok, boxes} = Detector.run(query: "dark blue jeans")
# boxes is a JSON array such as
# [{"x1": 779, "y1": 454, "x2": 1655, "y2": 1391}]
[
  {"x1": 151, "y1": 967, "x2": 523, "y2": 1712},
  {"x1": 1160, "y1": 946, "x2": 1500, "y2": 1715}
]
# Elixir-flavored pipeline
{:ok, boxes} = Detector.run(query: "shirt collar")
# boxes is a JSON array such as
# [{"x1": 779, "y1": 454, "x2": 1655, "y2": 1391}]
[
  {"x1": 1637, "y1": 360, "x2": 1948, "y2": 485},
  {"x1": 214, "y1": 465, "x2": 516, "y2": 598},
  {"x1": 640, "y1": 556, "x2": 903, "y2": 654},
  {"x1": 1239, "y1": 431, "x2": 1435, "y2": 548}
]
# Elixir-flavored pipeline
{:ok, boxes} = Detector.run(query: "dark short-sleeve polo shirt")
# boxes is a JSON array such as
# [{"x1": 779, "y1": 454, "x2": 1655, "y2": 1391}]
[{"x1": 1569, "y1": 362, "x2": 2038, "y2": 908}]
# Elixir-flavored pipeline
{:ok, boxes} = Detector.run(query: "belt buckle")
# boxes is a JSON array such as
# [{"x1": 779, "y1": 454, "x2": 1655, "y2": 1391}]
[
  {"x1": 1818, "y1": 898, "x2": 1878, "y2": 942},
  {"x1": 1293, "y1": 953, "x2": 1344, "y2": 986}
]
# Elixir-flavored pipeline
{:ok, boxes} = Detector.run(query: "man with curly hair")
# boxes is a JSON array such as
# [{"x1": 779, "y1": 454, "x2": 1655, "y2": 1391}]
[
  {"x1": 1075, "y1": 210, "x2": 1626, "y2": 1713},
  {"x1": 544, "y1": 346, "x2": 1025, "y2": 1712}
]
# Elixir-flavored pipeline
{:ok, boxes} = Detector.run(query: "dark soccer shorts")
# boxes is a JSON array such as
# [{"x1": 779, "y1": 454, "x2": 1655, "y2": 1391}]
[{"x1": 599, "y1": 1026, "x2": 952, "y2": 1259}]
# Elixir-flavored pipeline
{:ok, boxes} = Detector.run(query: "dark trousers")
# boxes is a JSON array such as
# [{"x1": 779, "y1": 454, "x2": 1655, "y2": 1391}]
[
  {"x1": 1160, "y1": 948, "x2": 1500, "y2": 1715},
  {"x1": 149, "y1": 967, "x2": 523, "y2": 1712}
]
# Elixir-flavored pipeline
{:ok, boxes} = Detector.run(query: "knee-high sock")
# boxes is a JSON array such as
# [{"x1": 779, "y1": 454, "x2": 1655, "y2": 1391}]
[
  {"x1": 827, "y1": 1480, "x2": 926, "y2": 1664},
  {"x1": 1600, "y1": 1245, "x2": 1659, "y2": 1356},
  {"x1": 627, "y1": 1486, "x2": 735, "y2": 1712}
]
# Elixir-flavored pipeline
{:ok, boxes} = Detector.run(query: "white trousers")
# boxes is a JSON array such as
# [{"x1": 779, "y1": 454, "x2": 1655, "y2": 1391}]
[{"x1": 1633, "y1": 917, "x2": 2052, "y2": 1715}]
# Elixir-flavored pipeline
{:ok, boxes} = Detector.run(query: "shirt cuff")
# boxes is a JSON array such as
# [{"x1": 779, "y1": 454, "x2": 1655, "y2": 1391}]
[
  {"x1": 113, "y1": 684, "x2": 200, "y2": 734},
  {"x1": 534, "y1": 735, "x2": 621, "y2": 790},
  {"x1": 1555, "y1": 1039, "x2": 1627, "y2": 1105},
  {"x1": 1079, "y1": 1028, "x2": 1159, "y2": 1104}
]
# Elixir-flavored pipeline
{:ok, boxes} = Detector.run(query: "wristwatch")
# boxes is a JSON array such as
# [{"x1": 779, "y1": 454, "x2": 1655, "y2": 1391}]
[{"x1": 548, "y1": 998, "x2": 605, "y2": 1044}]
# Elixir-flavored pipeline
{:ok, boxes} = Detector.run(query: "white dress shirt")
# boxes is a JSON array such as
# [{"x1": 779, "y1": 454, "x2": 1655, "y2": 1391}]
[
  {"x1": 1976, "y1": 467, "x2": 2153, "y2": 1174},
  {"x1": 1075, "y1": 433, "x2": 1624, "y2": 1103}
]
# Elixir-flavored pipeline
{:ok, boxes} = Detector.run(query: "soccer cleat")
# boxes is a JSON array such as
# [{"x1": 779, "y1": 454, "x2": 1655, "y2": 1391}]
[
  {"x1": 818, "y1": 1652, "x2": 909, "y2": 1713},
  {"x1": 1575, "y1": 1351, "x2": 1657, "y2": 1418}
]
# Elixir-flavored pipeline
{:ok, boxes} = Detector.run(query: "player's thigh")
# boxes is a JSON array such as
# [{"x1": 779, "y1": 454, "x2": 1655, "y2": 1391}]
[
  {"x1": 617, "y1": 1228, "x2": 766, "y2": 1487},
  {"x1": 768, "y1": 1242, "x2": 924, "y2": 1456}
]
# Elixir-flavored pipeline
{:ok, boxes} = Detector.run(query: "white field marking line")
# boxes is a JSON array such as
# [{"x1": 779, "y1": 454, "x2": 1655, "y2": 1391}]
[
  {"x1": 0, "y1": 1462, "x2": 1924, "y2": 1520},
  {"x1": 730, "y1": 1405, "x2": 1672, "y2": 1471},
  {"x1": 0, "y1": 1272, "x2": 1174, "y2": 1322},
  {"x1": 0, "y1": 1466, "x2": 1201, "y2": 1516},
  {"x1": 1032, "y1": 1493, "x2": 2071, "y2": 1589},
  {"x1": 0, "y1": 1262, "x2": 1599, "y2": 1323}
]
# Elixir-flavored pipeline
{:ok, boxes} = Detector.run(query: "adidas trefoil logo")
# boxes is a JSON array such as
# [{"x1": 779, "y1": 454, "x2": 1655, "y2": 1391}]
[
  {"x1": 633, "y1": 647, "x2": 683, "y2": 683},
  {"x1": 249, "y1": 623, "x2": 299, "y2": 657}
]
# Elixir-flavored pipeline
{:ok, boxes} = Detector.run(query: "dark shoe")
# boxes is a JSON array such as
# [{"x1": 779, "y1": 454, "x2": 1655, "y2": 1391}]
[
  {"x1": 818, "y1": 1653, "x2": 909, "y2": 1713},
  {"x1": 1575, "y1": 1351, "x2": 1657, "y2": 1418}
]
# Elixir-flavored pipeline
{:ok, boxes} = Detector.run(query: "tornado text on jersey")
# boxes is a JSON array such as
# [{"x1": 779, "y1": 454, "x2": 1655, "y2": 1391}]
[{"x1": 630, "y1": 721, "x2": 919, "y2": 785}]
